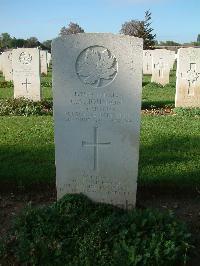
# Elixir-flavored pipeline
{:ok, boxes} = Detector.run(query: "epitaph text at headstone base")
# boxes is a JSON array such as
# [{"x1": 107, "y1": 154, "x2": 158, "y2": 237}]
[
  {"x1": 3, "y1": 50, "x2": 13, "y2": 81},
  {"x1": 175, "y1": 48, "x2": 200, "y2": 107},
  {"x1": 12, "y1": 48, "x2": 41, "y2": 101},
  {"x1": 52, "y1": 33, "x2": 143, "y2": 209},
  {"x1": 143, "y1": 50, "x2": 153, "y2": 75},
  {"x1": 40, "y1": 50, "x2": 48, "y2": 75},
  {"x1": 151, "y1": 49, "x2": 171, "y2": 85}
]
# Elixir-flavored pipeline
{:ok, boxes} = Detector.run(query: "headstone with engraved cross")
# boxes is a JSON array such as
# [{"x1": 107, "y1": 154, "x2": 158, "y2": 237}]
[
  {"x1": 2, "y1": 50, "x2": 13, "y2": 81},
  {"x1": 40, "y1": 50, "x2": 48, "y2": 75},
  {"x1": 143, "y1": 50, "x2": 153, "y2": 75},
  {"x1": 175, "y1": 48, "x2": 200, "y2": 107},
  {"x1": 52, "y1": 33, "x2": 143, "y2": 209},
  {"x1": 12, "y1": 48, "x2": 41, "y2": 101},
  {"x1": 151, "y1": 49, "x2": 171, "y2": 85}
]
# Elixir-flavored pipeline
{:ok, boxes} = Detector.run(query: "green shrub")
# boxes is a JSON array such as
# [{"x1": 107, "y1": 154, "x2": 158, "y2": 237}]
[
  {"x1": 0, "y1": 194, "x2": 192, "y2": 266},
  {"x1": 41, "y1": 80, "x2": 52, "y2": 87},
  {"x1": 0, "y1": 80, "x2": 13, "y2": 88},
  {"x1": 41, "y1": 72, "x2": 47, "y2": 77},
  {"x1": 174, "y1": 107, "x2": 200, "y2": 116},
  {"x1": 0, "y1": 98, "x2": 53, "y2": 116}
]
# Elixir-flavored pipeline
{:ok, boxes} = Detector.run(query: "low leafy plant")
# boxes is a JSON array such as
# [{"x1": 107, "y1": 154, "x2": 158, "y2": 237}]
[
  {"x1": 0, "y1": 80, "x2": 13, "y2": 88},
  {"x1": 41, "y1": 72, "x2": 47, "y2": 77},
  {"x1": 41, "y1": 80, "x2": 52, "y2": 87},
  {"x1": 0, "y1": 194, "x2": 192, "y2": 265},
  {"x1": 174, "y1": 107, "x2": 200, "y2": 117},
  {"x1": 0, "y1": 98, "x2": 53, "y2": 116}
]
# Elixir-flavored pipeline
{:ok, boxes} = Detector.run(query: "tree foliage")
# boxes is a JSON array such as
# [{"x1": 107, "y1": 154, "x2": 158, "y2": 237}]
[
  {"x1": 197, "y1": 34, "x2": 200, "y2": 43},
  {"x1": 0, "y1": 33, "x2": 12, "y2": 49},
  {"x1": 59, "y1": 22, "x2": 84, "y2": 37},
  {"x1": 25, "y1": 37, "x2": 40, "y2": 48},
  {"x1": 0, "y1": 32, "x2": 51, "y2": 51},
  {"x1": 159, "y1": 40, "x2": 181, "y2": 46},
  {"x1": 42, "y1": 40, "x2": 52, "y2": 51},
  {"x1": 120, "y1": 10, "x2": 156, "y2": 49}
]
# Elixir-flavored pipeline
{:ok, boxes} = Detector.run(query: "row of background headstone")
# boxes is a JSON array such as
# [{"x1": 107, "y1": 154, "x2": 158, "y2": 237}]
[
  {"x1": 0, "y1": 46, "x2": 199, "y2": 107},
  {"x1": 0, "y1": 48, "x2": 51, "y2": 101},
  {"x1": 143, "y1": 48, "x2": 200, "y2": 107},
  {"x1": 0, "y1": 48, "x2": 51, "y2": 80}
]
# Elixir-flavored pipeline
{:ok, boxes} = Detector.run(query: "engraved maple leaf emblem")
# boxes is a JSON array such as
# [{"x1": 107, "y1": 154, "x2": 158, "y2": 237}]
[
  {"x1": 77, "y1": 48, "x2": 117, "y2": 87},
  {"x1": 19, "y1": 52, "x2": 32, "y2": 65}
]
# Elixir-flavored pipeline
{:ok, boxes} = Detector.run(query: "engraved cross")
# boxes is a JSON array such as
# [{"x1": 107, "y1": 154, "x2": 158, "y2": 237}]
[
  {"x1": 154, "y1": 59, "x2": 165, "y2": 77},
  {"x1": 181, "y1": 63, "x2": 200, "y2": 95},
  {"x1": 22, "y1": 78, "x2": 31, "y2": 93},
  {"x1": 158, "y1": 58, "x2": 165, "y2": 77},
  {"x1": 82, "y1": 126, "x2": 111, "y2": 171}
]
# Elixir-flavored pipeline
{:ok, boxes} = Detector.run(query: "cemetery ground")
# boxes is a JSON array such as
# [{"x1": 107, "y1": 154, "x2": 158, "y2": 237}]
[{"x1": 0, "y1": 67, "x2": 200, "y2": 265}]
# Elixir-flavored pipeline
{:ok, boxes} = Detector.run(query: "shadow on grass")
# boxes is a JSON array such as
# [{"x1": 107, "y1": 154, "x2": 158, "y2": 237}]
[
  {"x1": 142, "y1": 81, "x2": 151, "y2": 87},
  {"x1": 138, "y1": 135, "x2": 200, "y2": 188},
  {"x1": 0, "y1": 144, "x2": 55, "y2": 191},
  {"x1": 0, "y1": 133, "x2": 199, "y2": 195},
  {"x1": 142, "y1": 100, "x2": 175, "y2": 109}
]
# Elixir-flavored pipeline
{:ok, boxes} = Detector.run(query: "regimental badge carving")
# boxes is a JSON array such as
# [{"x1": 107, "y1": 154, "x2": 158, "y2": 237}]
[
  {"x1": 19, "y1": 52, "x2": 32, "y2": 65},
  {"x1": 186, "y1": 66, "x2": 200, "y2": 84},
  {"x1": 76, "y1": 46, "x2": 118, "y2": 88}
]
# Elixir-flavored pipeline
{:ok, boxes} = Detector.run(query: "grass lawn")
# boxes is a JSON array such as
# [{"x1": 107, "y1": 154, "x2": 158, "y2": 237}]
[
  {"x1": 0, "y1": 116, "x2": 55, "y2": 186},
  {"x1": 0, "y1": 114, "x2": 199, "y2": 188},
  {"x1": 139, "y1": 114, "x2": 200, "y2": 186},
  {"x1": 142, "y1": 68, "x2": 176, "y2": 108},
  {"x1": 0, "y1": 65, "x2": 199, "y2": 188}
]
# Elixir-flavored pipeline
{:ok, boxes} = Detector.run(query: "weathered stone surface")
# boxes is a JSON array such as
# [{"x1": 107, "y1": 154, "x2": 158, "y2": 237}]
[
  {"x1": 40, "y1": 50, "x2": 48, "y2": 75},
  {"x1": 0, "y1": 53, "x2": 3, "y2": 72},
  {"x1": 169, "y1": 50, "x2": 176, "y2": 69},
  {"x1": 12, "y1": 48, "x2": 41, "y2": 101},
  {"x1": 52, "y1": 33, "x2": 143, "y2": 209},
  {"x1": 143, "y1": 50, "x2": 153, "y2": 74},
  {"x1": 2, "y1": 50, "x2": 13, "y2": 81},
  {"x1": 175, "y1": 47, "x2": 200, "y2": 107},
  {"x1": 151, "y1": 49, "x2": 170, "y2": 85},
  {"x1": 47, "y1": 52, "x2": 51, "y2": 67}
]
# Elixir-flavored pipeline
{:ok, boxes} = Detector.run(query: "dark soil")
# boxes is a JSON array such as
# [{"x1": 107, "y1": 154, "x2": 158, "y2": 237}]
[{"x1": 0, "y1": 184, "x2": 199, "y2": 266}]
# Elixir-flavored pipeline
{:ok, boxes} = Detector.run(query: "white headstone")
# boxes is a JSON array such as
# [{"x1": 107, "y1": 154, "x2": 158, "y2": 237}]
[
  {"x1": 47, "y1": 52, "x2": 51, "y2": 67},
  {"x1": 0, "y1": 53, "x2": 3, "y2": 72},
  {"x1": 169, "y1": 50, "x2": 176, "y2": 69},
  {"x1": 151, "y1": 49, "x2": 170, "y2": 85},
  {"x1": 40, "y1": 50, "x2": 48, "y2": 75},
  {"x1": 12, "y1": 48, "x2": 41, "y2": 101},
  {"x1": 143, "y1": 50, "x2": 153, "y2": 74},
  {"x1": 2, "y1": 50, "x2": 13, "y2": 81},
  {"x1": 52, "y1": 33, "x2": 143, "y2": 209},
  {"x1": 175, "y1": 48, "x2": 200, "y2": 107},
  {"x1": 1, "y1": 52, "x2": 5, "y2": 74}
]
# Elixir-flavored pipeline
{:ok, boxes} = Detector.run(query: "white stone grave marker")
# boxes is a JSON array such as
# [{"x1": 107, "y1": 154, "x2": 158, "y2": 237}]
[
  {"x1": 40, "y1": 50, "x2": 48, "y2": 75},
  {"x1": 175, "y1": 48, "x2": 200, "y2": 107},
  {"x1": 143, "y1": 50, "x2": 153, "y2": 74},
  {"x1": 3, "y1": 50, "x2": 13, "y2": 81},
  {"x1": 12, "y1": 48, "x2": 41, "y2": 101},
  {"x1": 52, "y1": 33, "x2": 143, "y2": 209},
  {"x1": 151, "y1": 49, "x2": 170, "y2": 85}
]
